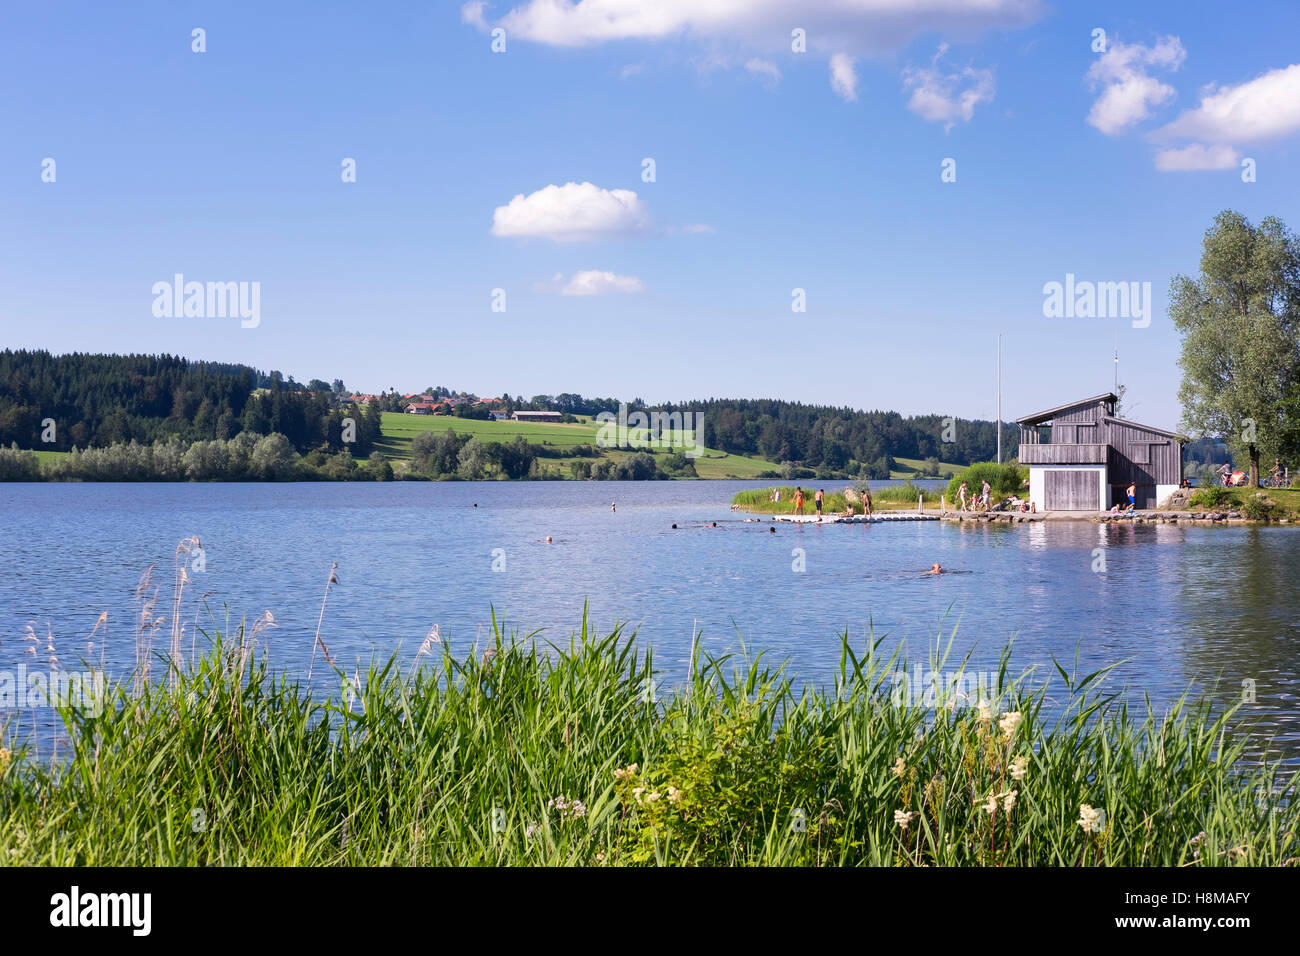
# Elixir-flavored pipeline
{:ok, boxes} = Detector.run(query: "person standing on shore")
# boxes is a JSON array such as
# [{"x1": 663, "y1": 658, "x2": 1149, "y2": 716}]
[
  {"x1": 814, "y1": 488, "x2": 824, "y2": 520},
  {"x1": 980, "y1": 480, "x2": 991, "y2": 510},
  {"x1": 794, "y1": 487, "x2": 805, "y2": 515},
  {"x1": 958, "y1": 481, "x2": 969, "y2": 511},
  {"x1": 1126, "y1": 482, "x2": 1136, "y2": 514}
]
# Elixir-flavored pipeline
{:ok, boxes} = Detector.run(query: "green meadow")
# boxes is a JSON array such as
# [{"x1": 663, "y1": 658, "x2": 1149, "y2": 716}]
[
  {"x1": 892, "y1": 456, "x2": 967, "y2": 480},
  {"x1": 376, "y1": 412, "x2": 774, "y2": 479}
]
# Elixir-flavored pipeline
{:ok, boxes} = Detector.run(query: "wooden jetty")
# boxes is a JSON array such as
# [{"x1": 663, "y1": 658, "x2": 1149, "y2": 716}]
[{"x1": 771, "y1": 513, "x2": 939, "y2": 524}]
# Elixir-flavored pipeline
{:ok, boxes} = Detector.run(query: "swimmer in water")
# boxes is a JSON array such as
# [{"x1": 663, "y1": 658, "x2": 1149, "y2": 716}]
[
  {"x1": 927, "y1": 563, "x2": 942, "y2": 574},
  {"x1": 768, "y1": 526, "x2": 776, "y2": 533},
  {"x1": 545, "y1": 536, "x2": 553, "y2": 543}
]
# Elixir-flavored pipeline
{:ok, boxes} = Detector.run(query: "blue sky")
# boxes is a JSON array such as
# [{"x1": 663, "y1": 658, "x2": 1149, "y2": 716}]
[{"x1": 2, "y1": 1, "x2": 1298, "y2": 430}]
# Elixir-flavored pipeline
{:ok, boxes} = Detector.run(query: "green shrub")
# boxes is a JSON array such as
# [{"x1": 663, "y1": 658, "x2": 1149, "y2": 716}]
[
  {"x1": 0, "y1": 444, "x2": 41, "y2": 481},
  {"x1": 1241, "y1": 494, "x2": 1276, "y2": 521},
  {"x1": 1189, "y1": 486, "x2": 1233, "y2": 509},
  {"x1": 946, "y1": 461, "x2": 1026, "y2": 503}
]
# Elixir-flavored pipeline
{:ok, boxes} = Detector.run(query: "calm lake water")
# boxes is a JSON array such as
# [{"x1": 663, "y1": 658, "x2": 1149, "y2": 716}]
[{"x1": 2, "y1": 480, "x2": 1298, "y2": 760}]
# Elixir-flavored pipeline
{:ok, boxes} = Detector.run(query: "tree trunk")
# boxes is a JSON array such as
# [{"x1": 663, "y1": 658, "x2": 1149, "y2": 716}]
[{"x1": 1249, "y1": 444, "x2": 1260, "y2": 487}]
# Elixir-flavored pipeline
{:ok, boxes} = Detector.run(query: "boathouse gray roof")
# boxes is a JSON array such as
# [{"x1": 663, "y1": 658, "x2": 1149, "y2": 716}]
[{"x1": 1015, "y1": 392, "x2": 1118, "y2": 426}]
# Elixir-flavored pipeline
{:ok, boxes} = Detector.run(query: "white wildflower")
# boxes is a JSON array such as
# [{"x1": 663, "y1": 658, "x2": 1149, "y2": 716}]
[{"x1": 1077, "y1": 804, "x2": 1104, "y2": 834}]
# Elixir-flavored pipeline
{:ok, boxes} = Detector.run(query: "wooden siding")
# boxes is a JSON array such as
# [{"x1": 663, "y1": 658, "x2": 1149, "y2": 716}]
[
  {"x1": 1019, "y1": 443, "x2": 1108, "y2": 464},
  {"x1": 1102, "y1": 419, "x2": 1181, "y2": 486}
]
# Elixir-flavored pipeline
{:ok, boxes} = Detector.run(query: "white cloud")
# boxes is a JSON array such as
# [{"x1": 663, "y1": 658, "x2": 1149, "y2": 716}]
[
  {"x1": 829, "y1": 53, "x2": 859, "y2": 102},
  {"x1": 463, "y1": 1, "x2": 1041, "y2": 100},
  {"x1": 745, "y1": 57, "x2": 782, "y2": 85},
  {"x1": 901, "y1": 43, "x2": 994, "y2": 130},
  {"x1": 679, "y1": 223, "x2": 716, "y2": 234},
  {"x1": 1153, "y1": 143, "x2": 1241, "y2": 172},
  {"x1": 555, "y1": 270, "x2": 645, "y2": 295},
  {"x1": 1085, "y1": 36, "x2": 1185, "y2": 135},
  {"x1": 467, "y1": 1, "x2": 1042, "y2": 54},
  {"x1": 461, "y1": 0, "x2": 488, "y2": 29},
  {"x1": 492, "y1": 182, "x2": 652, "y2": 242},
  {"x1": 1154, "y1": 63, "x2": 1300, "y2": 144},
  {"x1": 620, "y1": 62, "x2": 645, "y2": 79}
]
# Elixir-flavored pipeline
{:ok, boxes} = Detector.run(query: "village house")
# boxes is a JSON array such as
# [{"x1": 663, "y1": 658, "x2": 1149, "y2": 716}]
[
  {"x1": 1016, "y1": 392, "x2": 1183, "y2": 511},
  {"x1": 511, "y1": 410, "x2": 563, "y2": 423}
]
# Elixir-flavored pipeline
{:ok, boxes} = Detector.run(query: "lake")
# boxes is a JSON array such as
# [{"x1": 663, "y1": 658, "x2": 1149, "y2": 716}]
[{"x1": 2, "y1": 480, "x2": 1297, "y2": 760}]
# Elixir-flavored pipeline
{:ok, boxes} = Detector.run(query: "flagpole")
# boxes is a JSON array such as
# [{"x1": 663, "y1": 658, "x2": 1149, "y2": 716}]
[{"x1": 996, "y1": 334, "x2": 1002, "y2": 465}]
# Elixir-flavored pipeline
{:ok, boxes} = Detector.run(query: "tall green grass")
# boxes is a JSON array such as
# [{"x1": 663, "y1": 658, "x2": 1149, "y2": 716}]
[
  {"x1": 1, "y1": 614, "x2": 1294, "y2": 866},
  {"x1": 733, "y1": 482, "x2": 934, "y2": 515}
]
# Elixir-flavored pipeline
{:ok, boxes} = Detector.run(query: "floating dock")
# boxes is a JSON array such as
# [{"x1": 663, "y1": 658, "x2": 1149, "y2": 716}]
[{"x1": 771, "y1": 513, "x2": 939, "y2": 523}]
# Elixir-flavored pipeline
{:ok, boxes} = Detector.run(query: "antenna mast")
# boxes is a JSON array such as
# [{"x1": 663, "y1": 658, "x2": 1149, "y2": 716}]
[
  {"x1": 1113, "y1": 333, "x2": 1119, "y2": 395},
  {"x1": 996, "y1": 334, "x2": 1002, "y2": 465}
]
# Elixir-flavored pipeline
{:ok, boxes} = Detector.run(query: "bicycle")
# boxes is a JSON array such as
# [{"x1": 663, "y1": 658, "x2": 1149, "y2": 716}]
[{"x1": 1263, "y1": 472, "x2": 1290, "y2": 489}]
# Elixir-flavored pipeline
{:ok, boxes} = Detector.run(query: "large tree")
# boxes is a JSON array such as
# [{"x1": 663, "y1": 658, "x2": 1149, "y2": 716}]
[{"x1": 1169, "y1": 211, "x2": 1300, "y2": 485}]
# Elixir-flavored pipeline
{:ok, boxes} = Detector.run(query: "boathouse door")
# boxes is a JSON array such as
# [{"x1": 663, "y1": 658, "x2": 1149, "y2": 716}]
[{"x1": 1044, "y1": 469, "x2": 1101, "y2": 511}]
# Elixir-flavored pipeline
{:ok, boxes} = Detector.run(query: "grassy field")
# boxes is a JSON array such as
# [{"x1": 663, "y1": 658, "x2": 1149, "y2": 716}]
[
  {"x1": 377, "y1": 412, "x2": 775, "y2": 479},
  {"x1": 1181, "y1": 486, "x2": 1300, "y2": 520},
  {"x1": 1, "y1": 612, "x2": 1293, "y2": 866},
  {"x1": 892, "y1": 456, "x2": 966, "y2": 480}
]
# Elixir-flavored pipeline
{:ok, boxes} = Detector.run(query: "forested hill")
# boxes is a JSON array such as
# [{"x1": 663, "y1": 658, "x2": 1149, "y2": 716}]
[
  {"x1": 677, "y1": 398, "x2": 1014, "y2": 474},
  {"x1": 0, "y1": 350, "x2": 379, "y2": 454},
  {"x1": 0, "y1": 350, "x2": 1015, "y2": 469}
]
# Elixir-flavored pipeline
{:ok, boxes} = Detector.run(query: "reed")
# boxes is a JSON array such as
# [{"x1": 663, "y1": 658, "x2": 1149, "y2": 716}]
[
  {"x1": 1, "y1": 607, "x2": 1295, "y2": 866},
  {"x1": 733, "y1": 481, "x2": 934, "y2": 515}
]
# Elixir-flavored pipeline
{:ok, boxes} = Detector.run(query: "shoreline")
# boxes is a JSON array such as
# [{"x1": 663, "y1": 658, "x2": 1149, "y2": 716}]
[{"x1": 746, "y1": 507, "x2": 1294, "y2": 526}]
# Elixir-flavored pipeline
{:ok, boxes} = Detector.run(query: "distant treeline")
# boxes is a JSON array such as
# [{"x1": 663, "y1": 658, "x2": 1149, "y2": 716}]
[
  {"x1": 0, "y1": 430, "x2": 696, "y2": 482},
  {"x1": 0, "y1": 350, "x2": 380, "y2": 456},
  {"x1": 0, "y1": 435, "x2": 391, "y2": 482},
  {"x1": 1, "y1": 350, "x2": 1013, "y2": 474},
  {"x1": 676, "y1": 399, "x2": 1016, "y2": 475}
]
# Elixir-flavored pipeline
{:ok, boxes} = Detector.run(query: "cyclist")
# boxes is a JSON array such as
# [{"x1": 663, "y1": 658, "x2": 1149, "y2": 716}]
[{"x1": 1268, "y1": 459, "x2": 1286, "y2": 487}]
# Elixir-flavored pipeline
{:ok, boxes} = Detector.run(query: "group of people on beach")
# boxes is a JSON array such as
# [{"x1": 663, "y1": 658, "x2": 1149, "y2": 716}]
[
  {"x1": 783, "y1": 486, "x2": 864, "y2": 521},
  {"x1": 956, "y1": 480, "x2": 992, "y2": 511}
]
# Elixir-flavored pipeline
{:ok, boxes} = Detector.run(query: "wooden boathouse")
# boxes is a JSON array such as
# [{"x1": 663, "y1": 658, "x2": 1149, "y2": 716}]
[{"x1": 1016, "y1": 393, "x2": 1183, "y2": 511}]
